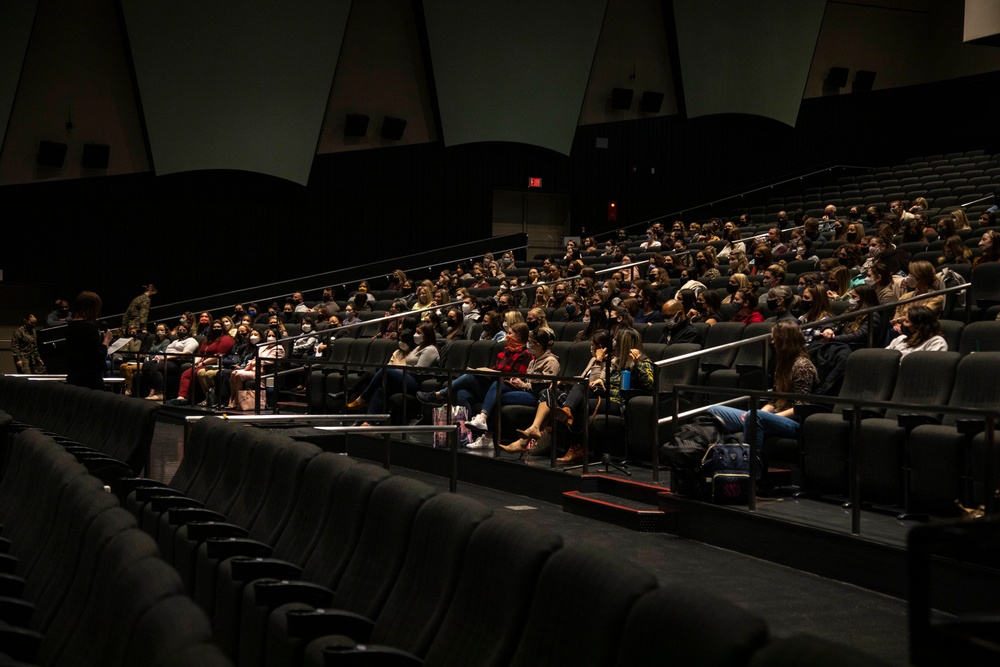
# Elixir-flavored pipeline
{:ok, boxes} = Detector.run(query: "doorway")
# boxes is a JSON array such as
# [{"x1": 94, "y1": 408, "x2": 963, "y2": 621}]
[{"x1": 492, "y1": 190, "x2": 571, "y2": 260}]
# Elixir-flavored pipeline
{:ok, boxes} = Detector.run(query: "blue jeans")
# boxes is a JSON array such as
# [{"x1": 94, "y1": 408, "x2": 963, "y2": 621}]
[
  {"x1": 707, "y1": 405, "x2": 800, "y2": 451},
  {"x1": 480, "y1": 384, "x2": 537, "y2": 418},
  {"x1": 446, "y1": 373, "x2": 493, "y2": 413},
  {"x1": 361, "y1": 368, "x2": 419, "y2": 414}
]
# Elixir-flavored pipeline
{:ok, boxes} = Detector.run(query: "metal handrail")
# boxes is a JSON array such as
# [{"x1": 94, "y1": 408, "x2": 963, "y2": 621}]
[{"x1": 671, "y1": 383, "x2": 999, "y2": 535}]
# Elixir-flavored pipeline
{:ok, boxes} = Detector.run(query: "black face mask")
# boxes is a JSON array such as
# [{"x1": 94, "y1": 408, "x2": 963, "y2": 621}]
[
  {"x1": 527, "y1": 319, "x2": 539, "y2": 330},
  {"x1": 210, "y1": 328, "x2": 223, "y2": 337},
  {"x1": 726, "y1": 284, "x2": 738, "y2": 294},
  {"x1": 766, "y1": 299, "x2": 779, "y2": 311}
]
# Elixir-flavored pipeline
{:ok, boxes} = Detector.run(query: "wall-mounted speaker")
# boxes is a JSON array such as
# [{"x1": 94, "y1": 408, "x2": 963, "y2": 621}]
[
  {"x1": 827, "y1": 67, "x2": 849, "y2": 88},
  {"x1": 640, "y1": 91, "x2": 663, "y2": 113},
  {"x1": 853, "y1": 70, "x2": 876, "y2": 93},
  {"x1": 381, "y1": 116, "x2": 407, "y2": 140},
  {"x1": 37, "y1": 141, "x2": 67, "y2": 168},
  {"x1": 610, "y1": 88, "x2": 633, "y2": 110},
  {"x1": 344, "y1": 114, "x2": 370, "y2": 137},
  {"x1": 81, "y1": 143, "x2": 110, "y2": 169}
]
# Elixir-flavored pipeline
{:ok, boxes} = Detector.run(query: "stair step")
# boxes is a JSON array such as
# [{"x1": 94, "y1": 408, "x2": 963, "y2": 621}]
[
  {"x1": 275, "y1": 401, "x2": 309, "y2": 413},
  {"x1": 579, "y1": 474, "x2": 670, "y2": 504},
  {"x1": 562, "y1": 490, "x2": 675, "y2": 532}
]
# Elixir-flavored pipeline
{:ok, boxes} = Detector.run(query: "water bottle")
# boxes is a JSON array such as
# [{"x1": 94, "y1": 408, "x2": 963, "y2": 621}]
[{"x1": 620, "y1": 369, "x2": 631, "y2": 391}]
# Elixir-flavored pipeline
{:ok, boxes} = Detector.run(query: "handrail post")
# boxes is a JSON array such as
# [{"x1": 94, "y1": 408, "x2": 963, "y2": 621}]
[
  {"x1": 747, "y1": 400, "x2": 758, "y2": 511},
  {"x1": 850, "y1": 400, "x2": 862, "y2": 535},
  {"x1": 986, "y1": 415, "x2": 996, "y2": 516}
]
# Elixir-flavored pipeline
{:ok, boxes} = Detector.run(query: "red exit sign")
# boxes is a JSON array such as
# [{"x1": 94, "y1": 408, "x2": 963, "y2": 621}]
[{"x1": 528, "y1": 177, "x2": 542, "y2": 188}]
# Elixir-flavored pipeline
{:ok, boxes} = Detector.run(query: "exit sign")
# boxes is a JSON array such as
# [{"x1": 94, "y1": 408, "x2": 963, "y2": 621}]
[{"x1": 528, "y1": 177, "x2": 542, "y2": 188}]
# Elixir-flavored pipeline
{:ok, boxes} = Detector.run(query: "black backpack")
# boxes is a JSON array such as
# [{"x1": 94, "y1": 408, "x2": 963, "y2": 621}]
[{"x1": 659, "y1": 413, "x2": 728, "y2": 470}]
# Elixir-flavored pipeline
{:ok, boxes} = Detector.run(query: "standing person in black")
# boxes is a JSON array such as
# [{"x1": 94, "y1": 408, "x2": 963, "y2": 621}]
[{"x1": 66, "y1": 291, "x2": 113, "y2": 390}]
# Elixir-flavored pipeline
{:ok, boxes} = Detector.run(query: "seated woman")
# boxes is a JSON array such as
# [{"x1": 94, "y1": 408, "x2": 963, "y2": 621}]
[
  {"x1": 708, "y1": 320, "x2": 819, "y2": 451},
  {"x1": 694, "y1": 247, "x2": 721, "y2": 282},
  {"x1": 290, "y1": 317, "x2": 319, "y2": 359},
  {"x1": 798, "y1": 285, "x2": 836, "y2": 344},
  {"x1": 503, "y1": 329, "x2": 612, "y2": 454},
  {"x1": 218, "y1": 324, "x2": 254, "y2": 407},
  {"x1": 478, "y1": 310, "x2": 505, "y2": 342},
  {"x1": 347, "y1": 323, "x2": 440, "y2": 417},
  {"x1": 576, "y1": 306, "x2": 609, "y2": 342},
  {"x1": 723, "y1": 273, "x2": 751, "y2": 305},
  {"x1": 515, "y1": 327, "x2": 653, "y2": 464},
  {"x1": 730, "y1": 288, "x2": 764, "y2": 325},
  {"x1": 764, "y1": 286, "x2": 799, "y2": 322},
  {"x1": 465, "y1": 327, "x2": 561, "y2": 449},
  {"x1": 717, "y1": 227, "x2": 745, "y2": 262},
  {"x1": 890, "y1": 260, "x2": 943, "y2": 338},
  {"x1": 825, "y1": 265, "x2": 852, "y2": 301},
  {"x1": 373, "y1": 299, "x2": 408, "y2": 340},
  {"x1": 416, "y1": 322, "x2": 533, "y2": 443},
  {"x1": 689, "y1": 288, "x2": 722, "y2": 326},
  {"x1": 525, "y1": 307, "x2": 549, "y2": 334},
  {"x1": 819, "y1": 284, "x2": 883, "y2": 349},
  {"x1": 938, "y1": 235, "x2": 972, "y2": 266},
  {"x1": 142, "y1": 323, "x2": 200, "y2": 401},
  {"x1": 169, "y1": 320, "x2": 235, "y2": 406},
  {"x1": 886, "y1": 305, "x2": 947, "y2": 357},
  {"x1": 227, "y1": 329, "x2": 286, "y2": 409},
  {"x1": 974, "y1": 230, "x2": 1000, "y2": 268}
]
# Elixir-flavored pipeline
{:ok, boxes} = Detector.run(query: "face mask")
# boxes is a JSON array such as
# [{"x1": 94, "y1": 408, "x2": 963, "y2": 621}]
[
  {"x1": 726, "y1": 284, "x2": 738, "y2": 294},
  {"x1": 270, "y1": 323, "x2": 279, "y2": 330},
  {"x1": 178, "y1": 330, "x2": 189, "y2": 339},
  {"x1": 399, "y1": 341, "x2": 411, "y2": 353},
  {"x1": 869, "y1": 247, "x2": 881, "y2": 258},
  {"x1": 732, "y1": 300, "x2": 744, "y2": 310},
  {"x1": 502, "y1": 322, "x2": 509, "y2": 332},
  {"x1": 462, "y1": 302, "x2": 471, "y2": 314},
  {"x1": 249, "y1": 334, "x2": 260, "y2": 343},
  {"x1": 248, "y1": 310, "x2": 256, "y2": 317},
  {"x1": 848, "y1": 298, "x2": 859, "y2": 309},
  {"x1": 266, "y1": 336, "x2": 276, "y2": 343},
  {"x1": 502, "y1": 257, "x2": 511, "y2": 265},
  {"x1": 796, "y1": 285, "x2": 806, "y2": 296},
  {"x1": 838, "y1": 257, "x2": 852, "y2": 267},
  {"x1": 864, "y1": 277, "x2": 875, "y2": 286},
  {"x1": 664, "y1": 313, "x2": 682, "y2": 329},
  {"x1": 301, "y1": 324, "x2": 312, "y2": 333},
  {"x1": 180, "y1": 318, "x2": 189, "y2": 326},
  {"x1": 766, "y1": 299, "x2": 779, "y2": 311},
  {"x1": 210, "y1": 328, "x2": 223, "y2": 337},
  {"x1": 527, "y1": 319, "x2": 539, "y2": 330},
  {"x1": 899, "y1": 323, "x2": 912, "y2": 336},
  {"x1": 413, "y1": 333, "x2": 424, "y2": 346},
  {"x1": 906, "y1": 276, "x2": 916, "y2": 288},
  {"x1": 565, "y1": 304, "x2": 576, "y2": 316}
]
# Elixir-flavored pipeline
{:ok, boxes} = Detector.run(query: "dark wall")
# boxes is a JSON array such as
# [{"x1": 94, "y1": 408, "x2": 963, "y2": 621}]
[{"x1": 6, "y1": 70, "x2": 1000, "y2": 318}]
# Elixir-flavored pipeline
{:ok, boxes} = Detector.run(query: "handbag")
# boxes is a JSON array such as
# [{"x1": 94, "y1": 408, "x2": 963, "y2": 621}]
[
  {"x1": 432, "y1": 405, "x2": 472, "y2": 448},
  {"x1": 236, "y1": 388, "x2": 265, "y2": 411}
]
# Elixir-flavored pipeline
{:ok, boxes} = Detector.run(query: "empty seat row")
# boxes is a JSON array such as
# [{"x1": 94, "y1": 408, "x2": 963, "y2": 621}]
[
  {"x1": 0, "y1": 428, "x2": 230, "y2": 666},
  {"x1": 0, "y1": 375, "x2": 160, "y2": 482},
  {"x1": 134, "y1": 418, "x2": 888, "y2": 667}
]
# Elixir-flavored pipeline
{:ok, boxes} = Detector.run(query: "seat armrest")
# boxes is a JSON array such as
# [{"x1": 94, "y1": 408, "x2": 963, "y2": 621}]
[
  {"x1": 700, "y1": 362, "x2": 728, "y2": 374},
  {"x1": 323, "y1": 644, "x2": 422, "y2": 667},
  {"x1": 166, "y1": 507, "x2": 226, "y2": 526},
  {"x1": 955, "y1": 418, "x2": 987, "y2": 436},
  {"x1": 134, "y1": 485, "x2": 183, "y2": 503},
  {"x1": 0, "y1": 596, "x2": 34, "y2": 627},
  {"x1": 253, "y1": 579, "x2": 334, "y2": 609},
  {"x1": 841, "y1": 407, "x2": 883, "y2": 422},
  {"x1": 0, "y1": 554, "x2": 18, "y2": 575},
  {"x1": 118, "y1": 477, "x2": 166, "y2": 499},
  {"x1": 203, "y1": 537, "x2": 271, "y2": 562},
  {"x1": 285, "y1": 608, "x2": 374, "y2": 644},
  {"x1": 0, "y1": 574, "x2": 26, "y2": 597},
  {"x1": 149, "y1": 495, "x2": 203, "y2": 513},
  {"x1": 186, "y1": 521, "x2": 249, "y2": 543},
  {"x1": 735, "y1": 363, "x2": 762, "y2": 375},
  {"x1": 0, "y1": 624, "x2": 42, "y2": 662},
  {"x1": 229, "y1": 556, "x2": 299, "y2": 582}
]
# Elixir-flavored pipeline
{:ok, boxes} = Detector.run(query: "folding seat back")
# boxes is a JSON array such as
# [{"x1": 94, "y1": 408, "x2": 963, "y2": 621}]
[
  {"x1": 959, "y1": 320, "x2": 1000, "y2": 354},
  {"x1": 466, "y1": 340, "x2": 501, "y2": 369},
  {"x1": 299, "y1": 494, "x2": 493, "y2": 664},
  {"x1": 643, "y1": 322, "x2": 667, "y2": 344},
  {"x1": 211, "y1": 454, "x2": 354, "y2": 656},
  {"x1": 190, "y1": 440, "x2": 321, "y2": 607},
  {"x1": 438, "y1": 339, "x2": 473, "y2": 371},
  {"x1": 119, "y1": 594, "x2": 217, "y2": 667},
  {"x1": 614, "y1": 586, "x2": 769, "y2": 666},
  {"x1": 419, "y1": 517, "x2": 563, "y2": 667},
  {"x1": 883, "y1": 351, "x2": 960, "y2": 421},
  {"x1": 973, "y1": 261, "x2": 1000, "y2": 309},
  {"x1": 508, "y1": 544, "x2": 657, "y2": 667},
  {"x1": 562, "y1": 341, "x2": 597, "y2": 378},
  {"x1": 263, "y1": 474, "x2": 432, "y2": 666},
  {"x1": 560, "y1": 321, "x2": 586, "y2": 341},
  {"x1": 104, "y1": 399, "x2": 160, "y2": 474},
  {"x1": 698, "y1": 321, "x2": 745, "y2": 372}
]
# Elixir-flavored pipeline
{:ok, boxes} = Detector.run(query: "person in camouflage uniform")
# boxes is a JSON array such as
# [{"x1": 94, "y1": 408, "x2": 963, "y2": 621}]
[
  {"x1": 122, "y1": 284, "x2": 157, "y2": 333},
  {"x1": 11, "y1": 314, "x2": 46, "y2": 374}
]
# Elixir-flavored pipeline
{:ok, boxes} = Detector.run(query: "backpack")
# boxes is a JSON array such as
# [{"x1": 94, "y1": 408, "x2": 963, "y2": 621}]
[{"x1": 659, "y1": 413, "x2": 728, "y2": 470}]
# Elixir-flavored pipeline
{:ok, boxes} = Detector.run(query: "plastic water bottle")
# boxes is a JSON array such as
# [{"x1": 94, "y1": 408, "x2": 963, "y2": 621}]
[{"x1": 620, "y1": 369, "x2": 631, "y2": 391}]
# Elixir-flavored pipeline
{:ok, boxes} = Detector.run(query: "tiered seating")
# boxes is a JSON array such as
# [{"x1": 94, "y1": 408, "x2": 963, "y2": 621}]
[
  {"x1": 0, "y1": 428, "x2": 230, "y2": 666},
  {"x1": 0, "y1": 375, "x2": 160, "y2": 484}
]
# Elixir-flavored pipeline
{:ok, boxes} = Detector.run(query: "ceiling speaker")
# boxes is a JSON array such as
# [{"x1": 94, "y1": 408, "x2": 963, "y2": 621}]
[{"x1": 344, "y1": 114, "x2": 370, "y2": 137}]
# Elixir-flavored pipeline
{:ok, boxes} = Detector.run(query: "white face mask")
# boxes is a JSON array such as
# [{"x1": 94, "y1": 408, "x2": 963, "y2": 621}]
[
  {"x1": 301, "y1": 324, "x2": 312, "y2": 333},
  {"x1": 413, "y1": 333, "x2": 424, "y2": 346},
  {"x1": 462, "y1": 302, "x2": 471, "y2": 314},
  {"x1": 250, "y1": 334, "x2": 260, "y2": 343}
]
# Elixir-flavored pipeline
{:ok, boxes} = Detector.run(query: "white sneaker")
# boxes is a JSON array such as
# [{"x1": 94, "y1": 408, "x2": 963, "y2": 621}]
[
  {"x1": 467, "y1": 434, "x2": 494, "y2": 449},
  {"x1": 467, "y1": 414, "x2": 489, "y2": 432}
]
